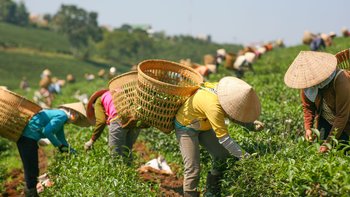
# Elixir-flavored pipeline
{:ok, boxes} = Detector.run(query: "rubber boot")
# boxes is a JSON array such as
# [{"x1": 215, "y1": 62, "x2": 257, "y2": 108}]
[
  {"x1": 24, "y1": 188, "x2": 39, "y2": 197},
  {"x1": 183, "y1": 191, "x2": 200, "y2": 197},
  {"x1": 204, "y1": 172, "x2": 222, "y2": 197}
]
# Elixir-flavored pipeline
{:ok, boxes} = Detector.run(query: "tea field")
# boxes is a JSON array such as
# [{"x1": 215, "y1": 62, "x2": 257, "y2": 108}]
[{"x1": 1, "y1": 37, "x2": 350, "y2": 196}]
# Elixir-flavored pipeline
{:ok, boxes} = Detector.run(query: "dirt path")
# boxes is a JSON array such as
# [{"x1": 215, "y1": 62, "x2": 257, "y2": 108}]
[
  {"x1": 2, "y1": 142, "x2": 183, "y2": 196},
  {"x1": 134, "y1": 141, "x2": 184, "y2": 197}
]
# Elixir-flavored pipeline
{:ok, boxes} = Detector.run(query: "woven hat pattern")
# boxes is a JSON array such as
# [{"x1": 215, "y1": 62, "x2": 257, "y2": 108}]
[
  {"x1": 284, "y1": 51, "x2": 337, "y2": 89},
  {"x1": 217, "y1": 77, "x2": 261, "y2": 123},
  {"x1": 0, "y1": 89, "x2": 42, "y2": 141},
  {"x1": 59, "y1": 102, "x2": 90, "y2": 127},
  {"x1": 86, "y1": 89, "x2": 108, "y2": 125},
  {"x1": 137, "y1": 59, "x2": 203, "y2": 133}
]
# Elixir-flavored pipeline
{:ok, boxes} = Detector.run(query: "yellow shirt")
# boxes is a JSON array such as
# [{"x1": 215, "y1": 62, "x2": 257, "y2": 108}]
[{"x1": 175, "y1": 82, "x2": 228, "y2": 138}]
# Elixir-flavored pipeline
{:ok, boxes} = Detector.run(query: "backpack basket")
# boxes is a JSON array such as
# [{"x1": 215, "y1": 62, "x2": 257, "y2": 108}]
[
  {"x1": 136, "y1": 59, "x2": 203, "y2": 133},
  {"x1": 109, "y1": 71, "x2": 144, "y2": 128},
  {"x1": 0, "y1": 88, "x2": 42, "y2": 142},
  {"x1": 335, "y1": 48, "x2": 350, "y2": 70}
]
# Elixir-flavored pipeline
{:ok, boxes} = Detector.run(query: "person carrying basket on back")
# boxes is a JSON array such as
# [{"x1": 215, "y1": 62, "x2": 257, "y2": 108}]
[
  {"x1": 174, "y1": 77, "x2": 264, "y2": 197},
  {"x1": 17, "y1": 102, "x2": 90, "y2": 197},
  {"x1": 84, "y1": 89, "x2": 141, "y2": 164}
]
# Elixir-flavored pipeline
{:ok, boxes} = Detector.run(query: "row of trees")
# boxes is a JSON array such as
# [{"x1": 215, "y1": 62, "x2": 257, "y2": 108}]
[
  {"x1": 0, "y1": 1, "x2": 102, "y2": 55},
  {"x1": 0, "y1": 0, "x2": 29, "y2": 26}
]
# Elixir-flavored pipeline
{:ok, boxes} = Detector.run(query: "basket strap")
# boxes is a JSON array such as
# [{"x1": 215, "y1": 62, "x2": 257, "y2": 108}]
[
  {"x1": 333, "y1": 69, "x2": 343, "y2": 90},
  {"x1": 200, "y1": 85, "x2": 218, "y2": 95}
]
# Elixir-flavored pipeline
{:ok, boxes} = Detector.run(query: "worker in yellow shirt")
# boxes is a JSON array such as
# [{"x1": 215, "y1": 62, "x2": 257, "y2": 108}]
[{"x1": 175, "y1": 77, "x2": 264, "y2": 197}]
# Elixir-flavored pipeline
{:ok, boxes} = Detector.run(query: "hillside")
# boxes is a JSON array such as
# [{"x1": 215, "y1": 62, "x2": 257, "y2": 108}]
[
  {"x1": 0, "y1": 22, "x2": 71, "y2": 53},
  {"x1": 0, "y1": 22, "x2": 133, "y2": 89},
  {"x1": 0, "y1": 51, "x2": 102, "y2": 88},
  {"x1": 0, "y1": 22, "x2": 240, "y2": 89},
  {"x1": 1, "y1": 25, "x2": 350, "y2": 196}
]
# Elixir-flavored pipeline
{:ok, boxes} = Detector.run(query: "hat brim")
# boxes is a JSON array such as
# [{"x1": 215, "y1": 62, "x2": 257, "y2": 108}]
[
  {"x1": 284, "y1": 51, "x2": 337, "y2": 89},
  {"x1": 59, "y1": 102, "x2": 91, "y2": 127},
  {"x1": 86, "y1": 89, "x2": 108, "y2": 125}
]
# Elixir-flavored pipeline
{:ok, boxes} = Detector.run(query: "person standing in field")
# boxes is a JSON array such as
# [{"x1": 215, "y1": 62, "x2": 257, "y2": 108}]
[
  {"x1": 284, "y1": 51, "x2": 350, "y2": 153},
  {"x1": 17, "y1": 102, "x2": 90, "y2": 197},
  {"x1": 174, "y1": 77, "x2": 264, "y2": 197},
  {"x1": 84, "y1": 89, "x2": 140, "y2": 164}
]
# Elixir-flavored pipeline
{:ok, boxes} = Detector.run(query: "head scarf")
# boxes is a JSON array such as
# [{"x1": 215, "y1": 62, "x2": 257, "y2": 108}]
[{"x1": 303, "y1": 70, "x2": 336, "y2": 102}]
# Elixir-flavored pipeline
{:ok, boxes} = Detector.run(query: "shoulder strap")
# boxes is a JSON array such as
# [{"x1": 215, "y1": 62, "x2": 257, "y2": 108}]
[{"x1": 333, "y1": 69, "x2": 343, "y2": 90}]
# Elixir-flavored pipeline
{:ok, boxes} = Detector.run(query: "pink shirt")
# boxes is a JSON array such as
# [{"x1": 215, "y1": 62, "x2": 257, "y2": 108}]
[{"x1": 101, "y1": 91, "x2": 117, "y2": 123}]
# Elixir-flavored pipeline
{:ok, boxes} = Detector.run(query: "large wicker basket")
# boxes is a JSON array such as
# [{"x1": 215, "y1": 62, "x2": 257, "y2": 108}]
[
  {"x1": 137, "y1": 59, "x2": 203, "y2": 133},
  {"x1": 0, "y1": 88, "x2": 42, "y2": 142},
  {"x1": 109, "y1": 71, "x2": 140, "y2": 128},
  {"x1": 335, "y1": 48, "x2": 350, "y2": 70}
]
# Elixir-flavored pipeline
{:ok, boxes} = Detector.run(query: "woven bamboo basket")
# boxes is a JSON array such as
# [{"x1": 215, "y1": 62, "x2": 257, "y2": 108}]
[
  {"x1": 0, "y1": 88, "x2": 42, "y2": 142},
  {"x1": 108, "y1": 71, "x2": 142, "y2": 128},
  {"x1": 335, "y1": 48, "x2": 350, "y2": 70},
  {"x1": 137, "y1": 59, "x2": 203, "y2": 133}
]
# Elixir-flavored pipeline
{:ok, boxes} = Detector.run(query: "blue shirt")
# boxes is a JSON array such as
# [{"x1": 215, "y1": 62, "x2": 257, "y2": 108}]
[
  {"x1": 310, "y1": 37, "x2": 325, "y2": 51},
  {"x1": 22, "y1": 109, "x2": 69, "y2": 147}
]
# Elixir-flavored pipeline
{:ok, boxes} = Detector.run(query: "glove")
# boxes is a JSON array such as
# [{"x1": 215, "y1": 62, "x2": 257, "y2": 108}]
[
  {"x1": 59, "y1": 145, "x2": 77, "y2": 155},
  {"x1": 218, "y1": 135, "x2": 249, "y2": 159},
  {"x1": 84, "y1": 139, "x2": 94, "y2": 151},
  {"x1": 69, "y1": 147, "x2": 77, "y2": 155},
  {"x1": 253, "y1": 120, "x2": 264, "y2": 131},
  {"x1": 59, "y1": 145, "x2": 69, "y2": 153},
  {"x1": 38, "y1": 138, "x2": 51, "y2": 146}
]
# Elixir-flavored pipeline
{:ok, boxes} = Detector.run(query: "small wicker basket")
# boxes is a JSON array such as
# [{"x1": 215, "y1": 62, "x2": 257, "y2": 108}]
[
  {"x1": 335, "y1": 48, "x2": 350, "y2": 70},
  {"x1": 109, "y1": 71, "x2": 140, "y2": 128},
  {"x1": 0, "y1": 88, "x2": 42, "y2": 142},
  {"x1": 137, "y1": 59, "x2": 203, "y2": 133}
]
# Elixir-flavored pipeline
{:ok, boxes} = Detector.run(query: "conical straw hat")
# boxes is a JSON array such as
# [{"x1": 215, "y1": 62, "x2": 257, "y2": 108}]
[
  {"x1": 217, "y1": 77, "x2": 261, "y2": 123},
  {"x1": 86, "y1": 89, "x2": 108, "y2": 125},
  {"x1": 59, "y1": 102, "x2": 91, "y2": 127},
  {"x1": 284, "y1": 51, "x2": 337, "y2": 89}
]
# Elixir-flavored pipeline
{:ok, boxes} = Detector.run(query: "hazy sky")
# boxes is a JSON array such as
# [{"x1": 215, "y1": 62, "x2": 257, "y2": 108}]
[{"x1": 20, "y1": 0, "x2": 349, "y2": 46}]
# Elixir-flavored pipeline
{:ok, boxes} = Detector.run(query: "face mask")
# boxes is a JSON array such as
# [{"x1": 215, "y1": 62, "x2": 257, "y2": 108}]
[
  {"x1": 69, "y1": 110, "x2": 80, "y2": 123},
  {"x1": 303, "y1": 70, "x2": 336, "y2": 102},
  {"x1": 62, "y1": 108, "x2": 79, "y2": 123}
]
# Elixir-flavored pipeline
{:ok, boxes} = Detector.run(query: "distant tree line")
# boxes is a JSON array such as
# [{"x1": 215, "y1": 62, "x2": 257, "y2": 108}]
[
  {"x1": 0, "y1": 0, "x2": 241, "y2": 66},
  {"x1": 0, "y1": 0, "x2": 29, "y2": 26}
]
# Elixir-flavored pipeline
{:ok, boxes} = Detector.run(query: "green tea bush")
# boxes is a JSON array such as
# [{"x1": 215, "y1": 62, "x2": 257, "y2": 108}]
[{"x1": 43, "y1": 125, "x2": 157, "y2": 196}]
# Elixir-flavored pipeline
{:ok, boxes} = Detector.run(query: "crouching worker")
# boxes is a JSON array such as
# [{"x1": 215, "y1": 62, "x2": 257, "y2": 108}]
[
  {"x1": 84, "y1": 90, "x2": 140, "y2": 164},
  {"x1": 284, "y1": 51, "x2": 350, "y2": 153},
  {"x1": 174, "y1": 77, "x2": 264, "y2": 197},
  {"x1": 18, "y1": 102, "x2": 90, "y2": 197}
]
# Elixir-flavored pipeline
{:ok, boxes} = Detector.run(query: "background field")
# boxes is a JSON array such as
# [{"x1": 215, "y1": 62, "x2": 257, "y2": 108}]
[{"x1": 1, "y1": 21, "x2": 350, "y2": 196}]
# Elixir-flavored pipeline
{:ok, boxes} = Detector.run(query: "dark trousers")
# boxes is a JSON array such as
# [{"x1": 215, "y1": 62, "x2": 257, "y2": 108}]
[
  {"x1": 317, "y1": 116, "x2": 349, "y2": 143},
  {"x1": 16, "y1": 136, "x2": 39, "y2": 189}
]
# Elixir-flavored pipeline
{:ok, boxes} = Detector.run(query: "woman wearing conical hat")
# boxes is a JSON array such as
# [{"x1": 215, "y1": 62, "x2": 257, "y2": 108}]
[
  {"x1": 174, "y1": 77, "x2": 264, "y2": 197},
  {"x1": 17, "y1": 102, "x2": 90, "y2": 196},
  {"x1": 284, "y1": 51, "x2": 350, "y2": 153}
]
